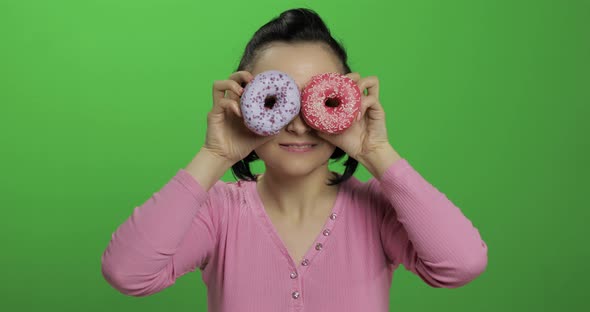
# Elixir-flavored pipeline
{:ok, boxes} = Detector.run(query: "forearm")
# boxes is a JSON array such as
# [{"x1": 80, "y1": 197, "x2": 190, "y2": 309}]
[
  {"x1": 357, "y1": 143, "x2": 403, "y2": 179},
  {"x1": 101, "y1": 165, "x2": 212, "y2": 295},
  {"x1": 185, "y1": 148, "x2": 234, "y2": 191},
  {"x1": 377, "y1": 158, "x2": 488, "y2": 286}
]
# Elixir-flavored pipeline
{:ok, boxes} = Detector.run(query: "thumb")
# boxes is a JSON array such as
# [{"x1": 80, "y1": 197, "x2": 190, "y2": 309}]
[{"x1": 345, "y1": 72, "x2": 361, "y2": 83}]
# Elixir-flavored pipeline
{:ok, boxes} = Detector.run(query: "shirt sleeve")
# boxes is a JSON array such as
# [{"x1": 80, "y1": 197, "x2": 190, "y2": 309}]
[
  {"x1": 372, "y1": 158, "x2": 488, "y2": 288},
  {"x1": 100, "y1": 168, "x2": 226, "y2": 296}
]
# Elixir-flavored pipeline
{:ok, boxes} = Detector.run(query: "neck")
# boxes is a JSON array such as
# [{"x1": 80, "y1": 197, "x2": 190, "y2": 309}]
[{"x1": 256, "y1": 164, "x2": 339, "y2": 221}]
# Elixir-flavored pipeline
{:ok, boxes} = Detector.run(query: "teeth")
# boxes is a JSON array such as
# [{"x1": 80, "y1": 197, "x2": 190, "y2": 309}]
[{"x1": 285, "y1": 145, "x2": 313, "y2": 148}]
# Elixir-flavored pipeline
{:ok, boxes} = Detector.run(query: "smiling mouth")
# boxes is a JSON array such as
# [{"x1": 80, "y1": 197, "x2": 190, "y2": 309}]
[
  {"x1": 279, "y1": 144, "x2": 317, "y2": 148},
  {"x1": 278, "y1": 144, "x2": 318, "y2": 152}
]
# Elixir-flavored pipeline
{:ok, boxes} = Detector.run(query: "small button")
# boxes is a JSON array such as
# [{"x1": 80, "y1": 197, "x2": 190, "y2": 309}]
[
  {"x1": 301, "y1": 259, "x2": 309, "y2": 266},
  {"x1": 315, "y1": 243, "x2": 323, "y2": 251},
  {"x1": 323, "y1": 229, "x2": 331, "y2": 236},
  {"x1": 290, "y1": 272, "x2": 298, "y2": 279},
  {"x1": 292, "y1": 291, "x2": 300, "y2": 299},
  {"x1": 330, "y1": 213, "x2": 337, "y2": 220}
]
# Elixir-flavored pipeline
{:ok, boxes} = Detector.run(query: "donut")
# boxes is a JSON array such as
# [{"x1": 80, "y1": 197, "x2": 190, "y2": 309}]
[
  {"x1": 301, "y1": 73, "x2": 361, "y2": 134},
  {"x1": 240, "y1": 70, "x2": 301, "y2": 136}
]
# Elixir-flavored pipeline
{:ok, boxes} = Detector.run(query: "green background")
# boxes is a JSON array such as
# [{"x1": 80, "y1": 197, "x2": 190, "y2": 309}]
[{"x1": 1, "y1": 0, "x2": 588, "y2": 311}]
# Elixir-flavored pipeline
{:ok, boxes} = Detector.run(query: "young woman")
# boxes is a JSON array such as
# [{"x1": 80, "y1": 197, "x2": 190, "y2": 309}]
[{"x1": 101, "y1": 8, "x2": 488, "y2": 312}]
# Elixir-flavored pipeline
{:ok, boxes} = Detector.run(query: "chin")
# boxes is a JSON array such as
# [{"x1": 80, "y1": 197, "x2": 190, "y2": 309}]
[
  {"x1": 256, "y1": 144, "x2": 336, "y2": 174},
  {"x1": 272, "y1": 162, "x2": 320, "y2": 177},
  {"x1": 267, "y1": 157, "x2": 331, "y2": 177}
]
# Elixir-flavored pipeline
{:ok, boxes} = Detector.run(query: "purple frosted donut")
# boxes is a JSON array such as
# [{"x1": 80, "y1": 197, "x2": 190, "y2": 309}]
[{"x1": 240, "y1": 70, "x2": 301, "y2": 136}]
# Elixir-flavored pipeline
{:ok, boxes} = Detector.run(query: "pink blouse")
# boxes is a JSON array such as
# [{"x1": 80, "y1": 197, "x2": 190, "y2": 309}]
[{"x1": 101, "y1": 158, "x2": 488, "y2": 311}]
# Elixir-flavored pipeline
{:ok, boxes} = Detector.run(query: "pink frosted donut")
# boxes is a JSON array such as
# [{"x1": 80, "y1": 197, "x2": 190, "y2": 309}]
[
  {"x1": 240, "y1": 70, "x2": 301, "y2": 136},
  {"x1": 301, "y1": 73, "x2": 361, "y2": 134}
]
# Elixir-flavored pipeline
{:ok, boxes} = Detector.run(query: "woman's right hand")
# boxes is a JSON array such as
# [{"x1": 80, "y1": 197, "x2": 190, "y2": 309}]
[{"x1": 203, "y1": 71, "x2": 276, "y2": 164}]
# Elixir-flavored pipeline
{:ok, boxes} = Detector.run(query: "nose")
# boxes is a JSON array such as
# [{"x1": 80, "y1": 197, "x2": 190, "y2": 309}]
[{"x1": 286, "y1": 113, "x2": 311, "y2": 135}]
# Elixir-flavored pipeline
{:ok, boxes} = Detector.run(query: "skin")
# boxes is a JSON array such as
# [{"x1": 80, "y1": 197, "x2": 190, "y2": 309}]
[
  {"x1": 190, "y1": 41, "x2": 402, "y2": 262},
  {"x1": 198, "y1": 42, "x2": 401, "y2": 228},
  {"x1": 249, "y1": 42, "x2": 344, "y2": 223}
]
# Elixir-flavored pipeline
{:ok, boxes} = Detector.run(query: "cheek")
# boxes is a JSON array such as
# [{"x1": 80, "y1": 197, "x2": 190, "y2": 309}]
[
  {"x1": 320, "y1": 144, "x2": 338, "y2": 158},
  {"x1": 253, "y1": 146, "x2": 269, "y2": 161},
  {"x1": 253, "y1": 142, "x2": 282, "y2": 163}
]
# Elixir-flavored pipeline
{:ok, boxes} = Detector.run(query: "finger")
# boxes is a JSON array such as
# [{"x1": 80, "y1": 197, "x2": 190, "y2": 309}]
[
  {"x1": 212, "y1": 97, "x2": 242, "y2": 118},
  {"x1": 356, "y1": 95, "x2": 380, "y2": 121},
  {"x1": 224, "y1": 89, "x2": 237, "y2": 101},
  {"x1": 227, "y1": 71, "x2": 255, "y2": 101},
  {"x1": 365, "y1": 98, "x2": 385, "y2": 121},
  {"x1": 213, "y1": 80, "x2": 243, "y2": 102},
  {"x1": 229, "y1": 71, "x2": 255, "y2": 88},
  {"x1": 224, "y1": 98, "x2": 242, "y2": 118},
  {"x1": 225, "y1": 87, "x2": 242, "y2": 102},
  {"x1": 357, "y1": 76, "x2": 379, "y2": 98},
  {"x1": 345, "y1": 72, "x2": 361, "y2": 83}
]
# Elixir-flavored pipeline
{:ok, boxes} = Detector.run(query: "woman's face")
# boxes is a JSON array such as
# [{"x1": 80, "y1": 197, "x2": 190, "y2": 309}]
[{"x1": 249, "y1": 42, "x2": 344, "y2": 178}]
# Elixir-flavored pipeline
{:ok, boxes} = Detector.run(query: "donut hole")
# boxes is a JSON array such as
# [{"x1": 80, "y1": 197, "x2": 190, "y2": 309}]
[
  {"x1": 264, "y1": 95, "x2": 278, "y2": 109},
  {"x1": 325, "y1": 97, "x2": 340, "y2": 108}
]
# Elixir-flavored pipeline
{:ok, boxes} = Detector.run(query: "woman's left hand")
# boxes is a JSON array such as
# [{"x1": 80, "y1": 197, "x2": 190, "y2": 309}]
[{"x1": 317, "y1": 73, "x2": 392, "y2": 163}]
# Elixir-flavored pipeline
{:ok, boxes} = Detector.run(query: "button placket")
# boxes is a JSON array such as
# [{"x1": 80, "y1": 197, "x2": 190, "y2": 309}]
[
  {"x1": 289, "y1": 213, "x2": 337, "y2": 304},
  {"x1": 299, "y1": 211, "x2": 338, "y2": 271}
]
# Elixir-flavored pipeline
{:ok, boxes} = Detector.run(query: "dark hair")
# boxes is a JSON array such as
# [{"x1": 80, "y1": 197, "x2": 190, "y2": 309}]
[{"x1": 231, "y1": 8, "x2": 358, "y2": 186}]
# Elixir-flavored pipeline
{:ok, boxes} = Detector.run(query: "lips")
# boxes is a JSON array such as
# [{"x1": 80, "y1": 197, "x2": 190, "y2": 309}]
[
  {"x1": 279, "y1": 142, "x2": 317, "y2": 147},
  {"x1": 279, "y1": 142, "x2": 317, "y2": 152}
]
